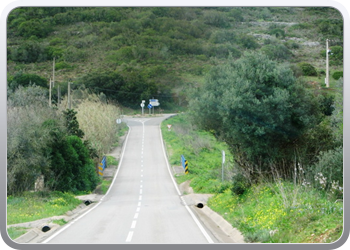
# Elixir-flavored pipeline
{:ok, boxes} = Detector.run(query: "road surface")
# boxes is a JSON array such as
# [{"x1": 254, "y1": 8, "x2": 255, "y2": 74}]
[{"x1": 43, "y1": 114, "x2": 215, "y2": 244}]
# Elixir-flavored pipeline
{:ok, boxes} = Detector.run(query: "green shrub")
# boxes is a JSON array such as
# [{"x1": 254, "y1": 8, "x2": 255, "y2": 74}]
[
  {"x1": 49, "y1": 37, "x2": 66, "y2": 46},
  {"x1": 268, "y1": 28, "x2": 285, "y2": 38},
  {"x1": 17, "y1": 19, "x2": 53, "y2": 38},
  {"x1": 9, "y1": 41, "x2": 47, "y2": 63},
  {"x1": 297, "y1": 62, "x2": 318, "y2": 76},
  {"x1": 55, "y1": 61, "x2": 73, "y2": 70},
  {"x1": 45, "y1": 46, "x2": 64, "y2": 60},
  {"x1": 231, "y1": 173, "x2": 251, "y2": 196},
  {"x1": 332, "y1": 71, "x2": 343, "y2": 80},
  {"x1": 261, "y1": 44, "x2": 292, "y2": 61},
  {"x1": 313, "y1": 146, "x2": 343, "y2": 198},
  {"x1": 8, "y1": 72, "x2": 48, "y2": 92},
  {"x1": 245, "y1": 229, "x2": 271, "y2": 243},
  {"x1": 48, "y1": 135, "x2": 99, "y2": 193}
]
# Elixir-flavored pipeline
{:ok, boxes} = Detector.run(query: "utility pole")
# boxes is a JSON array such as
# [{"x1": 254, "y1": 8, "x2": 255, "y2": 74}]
[
  {"x1": 52, "y1": 57, "x2": 55, "y2": 88},
  {"x1": 49, "y1": 58, "x2": 55, "y2": 107},
  {"x1": 222, "y1": 150, "x2": 225, "y2": 182},
  {"x1": 326, "y1": 39, "x2": 329, "y2": 88},
  {"x1": 57, "y1": 84, "x2": 61, "y2": 107},
  {"x1": 68, "y1": 80, "x2": 72, "y2": 109},
  {"x1": 49, "y1": 78, "x2": 52, "y2": 107}
]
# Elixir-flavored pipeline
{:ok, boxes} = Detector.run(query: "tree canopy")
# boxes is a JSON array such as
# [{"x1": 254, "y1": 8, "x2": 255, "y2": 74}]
[{"x1": 189, "y1": 52, "x2": 321, "y2": 175}]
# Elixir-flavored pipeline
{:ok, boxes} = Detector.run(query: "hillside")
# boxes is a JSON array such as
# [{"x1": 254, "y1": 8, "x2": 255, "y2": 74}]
[{"x1": 7, "y1": 7, "x2": 343, "y2": 110}]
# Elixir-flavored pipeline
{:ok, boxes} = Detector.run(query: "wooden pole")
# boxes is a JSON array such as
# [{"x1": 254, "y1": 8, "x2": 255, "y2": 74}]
[
  {"x1": 326, "y1": 39, "x2": 329, "y2": 88},
  {"x1": 68, "y1": 81, "x2": 71, "y2": 109},
  {"x1": 49, "y1": 78, "x2": 52, "y2": 107}
]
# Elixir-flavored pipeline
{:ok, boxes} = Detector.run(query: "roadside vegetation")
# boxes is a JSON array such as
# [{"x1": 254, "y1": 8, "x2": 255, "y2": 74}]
[
  {"x1": 162, "y1": 110, "x2": 343, "y2": 243},
  {"x1": 7, "y1": 6, "x2": 343, "y2": 243},
  {"x1": 6, "y1": 86, "x2": 125, "y2": 238},
  {"x1": 7, "y1": 192, "x2": 81, "y2": 239},
  {"x1": 160, "y1": 44, "x2": 343, "y2": 243}
]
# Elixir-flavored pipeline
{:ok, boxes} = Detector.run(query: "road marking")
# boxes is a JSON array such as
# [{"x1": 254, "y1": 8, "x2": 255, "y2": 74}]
[
  {"x1": 140, "y1": 189, "x2": 143, "y2": 194},
  {"x1": 131, "y1": 220, "x2": 137, "y2": 229},
  {"x1": 159, "y1": 121, "x2": 214, "y2": 244},
  {"x1": 126, "y1": 231, "x2": 133, "y2": 242},
  {"x1": 139, "y1": 195, "x2": 142, "y2": 200},
  {"x1": 138, "y1": 202, "x2": 141, "y2": 207},
  {"x1": 134, "y1": 213, "x2": 139, "y2": 219},
  {"x1": 136, "y1": 207, "x2": 140, "y2": 212}
]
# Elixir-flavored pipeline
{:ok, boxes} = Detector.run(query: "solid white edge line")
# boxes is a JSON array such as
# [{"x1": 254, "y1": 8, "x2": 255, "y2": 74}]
[
  {"x1": 159, "y1": 118, "x2": 214, "y2": 244},
  {"x1": 42, "y1": 125, "x2": 132, "y2": 243}
]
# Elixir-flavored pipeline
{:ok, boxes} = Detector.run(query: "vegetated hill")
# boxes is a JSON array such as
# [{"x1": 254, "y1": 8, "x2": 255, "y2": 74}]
[{"x1": 7, "y1": 7, "x2": 343, "y2": 110}]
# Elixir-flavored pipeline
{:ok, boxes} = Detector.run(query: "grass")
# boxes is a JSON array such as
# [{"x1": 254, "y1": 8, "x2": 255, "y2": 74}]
[
  {"x1": 100, "y1": 179, "x2": 113, "y2": 194},
  {"x1": 106, "y1": 155, "x2": 119, "y2": 167},
  {"x1": 161, "y1": 113, "x2": 343, "y2": 243},
  {"x1": 7, "y1": 191, "x2": 82, "y2": 225},
  {"x1": 7, "y1": 227, "x2": 29, "y2": 240},
  {"x1": 7, "y1": 191, "x2": 81, "y2": 240},
  {"x1": 207, "y1": 184, "x2": 343, "y2": 243},
  {"x1": 161, "y1": 113, "x2": 233, "y2": 193},
  {"x1": 53, "y1": 219, "x2": 68, "y2": 226}
]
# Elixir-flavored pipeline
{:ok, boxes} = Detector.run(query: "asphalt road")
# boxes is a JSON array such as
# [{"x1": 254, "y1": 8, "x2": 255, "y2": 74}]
[{"x1": 43, "y1": 114, "x2": 215, "y2": 244}]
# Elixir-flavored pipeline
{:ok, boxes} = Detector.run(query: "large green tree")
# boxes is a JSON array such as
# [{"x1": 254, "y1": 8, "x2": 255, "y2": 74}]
[{"x1": 189, "y1": 52, "x2": 321, "y2": 177}]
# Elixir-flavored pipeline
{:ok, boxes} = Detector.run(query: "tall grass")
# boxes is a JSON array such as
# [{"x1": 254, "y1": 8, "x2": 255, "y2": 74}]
[{"x1": 60, "y1": 88, "x2": 124, "y2": 157}]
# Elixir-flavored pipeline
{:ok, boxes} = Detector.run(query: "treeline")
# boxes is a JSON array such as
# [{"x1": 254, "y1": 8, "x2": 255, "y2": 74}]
[
  {"x1": 189, "y1": 52, "x2": 343, "y2": 198},
  {"x1": 7, "y1": 85, "x2": 123, "y2": 195},
  {"x1": 6, "y1": 7, "x2": 343, "y2": 109}
]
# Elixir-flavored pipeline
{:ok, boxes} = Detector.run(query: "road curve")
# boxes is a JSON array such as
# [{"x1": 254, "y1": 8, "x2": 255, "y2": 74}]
[{"x1": 43, "y1": 114, "x2": 215, "y2": 244}]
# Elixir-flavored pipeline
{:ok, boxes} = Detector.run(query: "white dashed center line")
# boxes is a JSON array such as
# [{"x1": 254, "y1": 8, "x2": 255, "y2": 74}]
[{"x1": 126, "y1": 119, "x2": 148, "y2": 243}]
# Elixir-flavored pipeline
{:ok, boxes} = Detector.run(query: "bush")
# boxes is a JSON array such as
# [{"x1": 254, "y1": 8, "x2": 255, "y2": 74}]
[
  {"x1": 203, "y1": 10, "x2": 230, "y2": 28},
  {"x1": 332, "y1": 71, "x2": 343, "y2": 80},
  {"x1": 48, "y1": 135, "x2": 99, "y2": 193},
  {"x1": 268, "y1": 28, "x2": 285, "y2": 38},
  {"x1": 297, "y1": 62, "x2": 318, "y2": 76},
  {"x1": 239, "y1": 34, "x2": 260, "y2": 49},
  {"x1": 7, "y1": 87, "x2": 59, "y2": 195},
  {"x1": 17, "y1": 19, "x2": 53, "y2": 38},
  {"x1": 313, "y1": 146, "x2": 343, "y2": 199},
  {"x1": 231, "y1": 173, "x2": 251, "y2": 196},
  {"x1": 261, "y1": 44, "x2": 292, "y2": 61},
  {"x1": 329, "y1": 46, "x2": 343, "y2": 66},
  {"x1": 63, "y1": 46, "x2": 87, "y2": 62},
  {"x1": 55, "y1": 61, "x2": 73, "y2": 71},
  {"x1": 45, "y1": 46, "x2": 64, "y2": 60},
  {"x1": 8, "y1": 72, "x2": 48, "y2": 92},
  {"x1": 9, "y1": 41, "x2": 47, "y2": 63}
]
